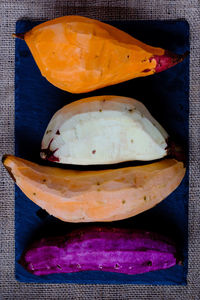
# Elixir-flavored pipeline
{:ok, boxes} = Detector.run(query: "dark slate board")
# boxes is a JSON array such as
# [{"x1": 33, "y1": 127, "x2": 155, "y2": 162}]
[{"x1": 15, "y1": 20, "x2": 189, "y2": 284}]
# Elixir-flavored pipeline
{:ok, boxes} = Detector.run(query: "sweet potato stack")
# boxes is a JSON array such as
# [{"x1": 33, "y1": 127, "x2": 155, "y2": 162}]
[{"x1": 3, "y1": 16, "x2": 187, "y2": 276}]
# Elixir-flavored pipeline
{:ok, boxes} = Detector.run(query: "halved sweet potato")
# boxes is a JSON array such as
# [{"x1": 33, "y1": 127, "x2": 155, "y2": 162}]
[
  {"x1": 41, "y1": 95, "x2": 169, "y2": 165},
  {"x1": 21, "y1": 227, "x2": 181, "y2": 276},
  {"x1": 3, "y1": 155, "x2": 185, "y2": 223}
]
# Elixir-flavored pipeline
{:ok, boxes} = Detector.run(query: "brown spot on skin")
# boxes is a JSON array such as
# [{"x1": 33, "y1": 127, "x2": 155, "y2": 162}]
[
  {"x1": 147, "y1": 261, "x2": 152, "y2": 266},
  {"x1": 92, "y1": 150, "x2": 96, "y2": 154},
  {"x1": 33, "y1": 192, "x2": 36, "y2": 196},
  {"x1": 142, "y1": 68, "x2": 151, "y2": 73},
  {"x1": 131, "y1": 139, "x2": 134, "y2": 143},
  {"x1": 115, "y1": 263, "x2": 120, "y2": 269},
  {"x1": 56, "y1": 130, "x2": 60, "y2": 135},
  {"x1": 127, "y1": 55, "x2": 130, "y2": 58},
  {"x1": 42, "y1": 179, "x2": 46, "y2": 183},
  {"x1": 122, "y1": 200, "x2": 126, "y2": 204},
  {"x1": 46, "y1": 130, "x2": 52, "y2": 134},
  {"x1": 97, "y1": 188, "x2": 101, "y2": 192},
  {"x1": 144, "y1": 196, "x2": 147, "y2": 201},
  {"x1": 99, "y1": 109, "x2": 102, "y2": 112},
  {"x1": 97, "y1": 182, "x2": 100, "y2": 185},
  {"x1": 57, "y1": 265, "x2": 62, "y2": 269}
]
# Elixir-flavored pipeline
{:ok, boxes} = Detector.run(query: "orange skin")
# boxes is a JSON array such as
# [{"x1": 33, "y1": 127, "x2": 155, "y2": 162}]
[
  {"x1": 15, "y1": 16, "x2": 188, "y2": 93},
  {"x1": 3, "y1": 155, "x2": 185, "y2": 223},
  {"x1": 21, "y1": 16, "x2": 166, "y2": 93}
]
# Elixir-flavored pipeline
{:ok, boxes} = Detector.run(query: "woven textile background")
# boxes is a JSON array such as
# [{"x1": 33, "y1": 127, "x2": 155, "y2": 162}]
[{"x1": 0, "y1": 1, "x2": 199, "y2": 299}]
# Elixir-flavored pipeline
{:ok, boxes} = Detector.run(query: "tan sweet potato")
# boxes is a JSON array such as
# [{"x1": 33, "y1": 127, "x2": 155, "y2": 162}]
[{"x1": 3, "y1": 155, "x2": 185, "y2": 223}]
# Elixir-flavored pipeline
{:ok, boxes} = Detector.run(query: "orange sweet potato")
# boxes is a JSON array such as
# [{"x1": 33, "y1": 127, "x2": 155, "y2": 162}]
[
  {"x1": 14, "y1": 16, "x2": 188, "y2": 93},
  {"x1": 3, "y1": 155, "x2": 185, "y2": 223}
]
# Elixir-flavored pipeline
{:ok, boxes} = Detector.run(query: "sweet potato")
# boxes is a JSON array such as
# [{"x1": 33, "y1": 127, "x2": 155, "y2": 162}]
[
  {"x1": 20, "y1": 226, "x2": 181, "y2": 276},
  {"x1": 3, "y1": 155, "x2": 185, "y2": 223},
  {"x1": 41, "y1": 95, "x2": 169, "y2": 165},
  {"x1": 13, "y1": 16, "x2": 188, "y2": 93}
]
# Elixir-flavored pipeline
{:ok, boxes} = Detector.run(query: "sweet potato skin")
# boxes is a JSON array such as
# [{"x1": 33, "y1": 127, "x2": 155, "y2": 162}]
[
  {"x1": 20, "y1": 227, "x2": 180, "y2": 276},
  {"x1": 14, "y1": 16, "x2": 188, "y2": 93},
  {"x1": 3, "y1": 155, "x2": 186, "y2": 223},
  {"x1": 40, "y1": 95, "x2": 169, "y2": 165}
]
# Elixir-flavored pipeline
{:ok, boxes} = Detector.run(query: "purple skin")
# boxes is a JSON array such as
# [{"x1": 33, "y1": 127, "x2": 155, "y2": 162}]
[
  {"x1": 40, "y1": 138, "x2": 59, "y2": 162},
  {"x1": 150, "y1": 50, "x2": 189, "y2": 73},
  {"x1": 165, "y1": 138, "x2": 186, "y2": 164},
  {"x1": 20, "y1": 227, "x2": 181, "y2": 276}
]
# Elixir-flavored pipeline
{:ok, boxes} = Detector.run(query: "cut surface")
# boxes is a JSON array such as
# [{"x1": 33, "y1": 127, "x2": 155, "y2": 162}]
[
  {"x1": 3, "y1": 155, "x2": 185, "y2": 223},
  {"x1": 21, "y1": 227, "x2": 179, "y2": 276},
  {"x1": 41, "y1": 95, "x2": 168, "y2": 165}
]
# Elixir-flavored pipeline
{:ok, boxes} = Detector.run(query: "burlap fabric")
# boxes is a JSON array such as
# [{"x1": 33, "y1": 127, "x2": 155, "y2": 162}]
[{"x1": 0, "y1": 1, "x2": 199, "y2": 299}]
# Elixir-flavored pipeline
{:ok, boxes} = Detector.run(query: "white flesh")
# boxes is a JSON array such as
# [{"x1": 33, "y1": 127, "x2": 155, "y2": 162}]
[{"x1": 41, "y1": 96, "x2": 168, "y2": 165}]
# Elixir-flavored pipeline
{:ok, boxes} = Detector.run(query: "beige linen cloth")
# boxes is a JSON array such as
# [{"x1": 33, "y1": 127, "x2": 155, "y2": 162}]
[{"x1": 0, "y1": 1, "x2": 199, "y2": 299}]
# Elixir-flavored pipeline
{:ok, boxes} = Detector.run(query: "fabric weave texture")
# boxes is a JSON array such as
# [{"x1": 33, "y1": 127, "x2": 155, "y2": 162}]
[{"x1": 0, "y1": 0, "x2": 199, "y2": 299}]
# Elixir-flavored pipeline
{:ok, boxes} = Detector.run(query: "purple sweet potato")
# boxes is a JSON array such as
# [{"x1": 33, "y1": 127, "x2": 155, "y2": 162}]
[{"x1": 20, "y1": 227, "x2": 181, "y2": 276}]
